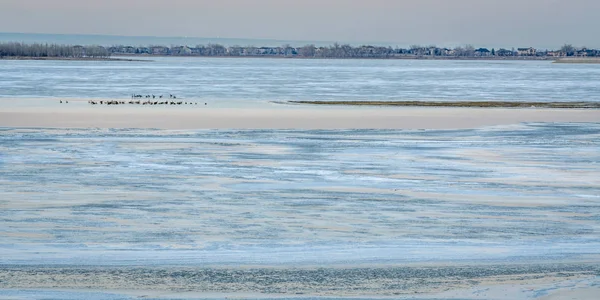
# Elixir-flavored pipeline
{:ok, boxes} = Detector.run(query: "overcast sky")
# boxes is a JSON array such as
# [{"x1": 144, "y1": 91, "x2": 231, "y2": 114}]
[{"x1": 1, "y1": 0, "x2": 598, "y2": 48}]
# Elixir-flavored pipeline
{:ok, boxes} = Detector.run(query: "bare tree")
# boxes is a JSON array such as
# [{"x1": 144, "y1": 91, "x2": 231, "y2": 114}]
[
  {"x1": 4, "y1": 41, "x2": 585, "y2": 60},
  {"x1": 410, "y1": 45, "x2": 424, "y2": 56},
  {"x1": 560, "y1": 44, "x2": 575, "y2": 56},
  {"x1": 0, "y1": 42, "x2": 110, "y2": 59},
  {"x1": 298, "y1": 44, "x2": 316, "y2": 57},
  {"x1": 463, "y1": 44, "x2": 475, "y2": 57}
]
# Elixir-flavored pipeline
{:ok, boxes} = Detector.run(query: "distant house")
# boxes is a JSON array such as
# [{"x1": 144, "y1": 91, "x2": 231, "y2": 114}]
[
  {"x1": 496, "y1": 48, "x2": 513, "y2": 56},
  {"x1": 191, "y1": 47, "x2": 204, "y2": 55},
  {"x1": 443, "y1": 48, "x2": 455, "y2": 56},
  {"x1": 474, "y1": 48, "x2": 491, "y2": 57},
  {"x1": 517, "y1": 47, "x2": 536, "y2": 56},
  {"x1": 257, "y1": 47, "x2": 269, "y2": 55},
  {"x1": 226, "y1": 46, "x2": 243, "y2": 56},
  {"x1": 585, "y1": 49, "x2": 599, "y2": 57},
  {"x1": 257, "y1": 47, "x2": 284, "y2": 55},
  {"x1": 243, "y1": 47, "x2": 260, "y2": 56},
  {"x1": 136, "y1": 47, "x2": 150, "y2": 54},
  {"x1": 109, "y1": 46, "x2": 136, "y2": 54},
  {"x1": 576, "y1": 48, "x2": 590, "y2": 57},
  {"x1": 150, "y1": 46, "x2": 169, "y2": 55},
  {"x1": 546, "y1": 51, "x2": 561, "y2": 57},
  {"x1": 396, "y1": 48, "x2": 410, "y2": 55},
  {"x1": 282, "y1": 46, "x2": 296, "y2": 56},
  {"x1": 171, "y1": 46, "x2": 192, "y2": 55}
]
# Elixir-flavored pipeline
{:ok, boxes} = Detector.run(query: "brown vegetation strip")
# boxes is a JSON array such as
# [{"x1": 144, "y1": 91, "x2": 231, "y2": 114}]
[
  {"x1": 289, "y1": 101, "x2": 600, "y2": 108},
  {"x1": 553, "y1": 58, "x2": 600, "y2": 64}
]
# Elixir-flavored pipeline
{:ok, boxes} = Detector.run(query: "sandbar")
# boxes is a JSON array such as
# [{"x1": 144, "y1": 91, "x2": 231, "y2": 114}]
[{"x1": 1, "y1": 98, "x2": 599, "y2": 129}]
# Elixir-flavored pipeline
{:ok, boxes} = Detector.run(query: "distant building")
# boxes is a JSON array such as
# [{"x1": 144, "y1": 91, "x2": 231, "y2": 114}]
[
  {"x1": 576, "y1": 48, "x2": 589, "y2": 57},
  {"x1": 136, "y1": 47, "x2": 150, "y2": 54},
  {"x1": 517, "y1": 47, "x2": 536, "y2": 56},
  {"x1": 109, "y1": 46, "x2": 136, "y2": 54},
  {"x1": 150, "y1": 46, "x2": 169, "y2": 55},
  {"x1": 99, "y1": 43, "x2": 597, "y2": 59},
  {"x1": 282, "y1": 46, "x2": 296, "y2": 56},
  {"x1": 191, "y1": 47, "x2": 204, "y2": 55},
  {"x1": 474, "y1": 48, "x2": 491, "y2": 57},
  {"x1": 171, "y1": 46, "x2": 192, "y2": 55},
  {"x1": 496, "y1": 48, "x2": 513, "y2": 56},
  {"x1": 428, "y1": 47, "x2": 437, "y2": 56},
  {"x1": 546, "y1": 50, "x2": 561, "y2": 57},
  {"x1": 443, "y1": 48, "x2": 455, "y2": 56},
  {"x1": 256, "y1": 47, "x2": 285, "y2": 55}
]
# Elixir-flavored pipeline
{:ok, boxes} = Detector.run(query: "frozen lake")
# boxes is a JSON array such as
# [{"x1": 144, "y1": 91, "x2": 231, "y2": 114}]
[
  {"x1": 1, "y1": 57, "x2": 600, "y2": 102},
  {"x1": 1, "y1": 123, "x2": 599, "y2": 267},
  {"x1": 1, "y1": 57, "x2": 600, "y2": 299}
]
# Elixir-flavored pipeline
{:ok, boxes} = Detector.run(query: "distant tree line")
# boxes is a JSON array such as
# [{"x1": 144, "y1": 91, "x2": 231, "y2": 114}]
[
  {"x1": 107, "y1": 43, "x2": 600, "y2": 59},
  {"x1": 0, "y1": 42, "x2": 111, "y2": 58},
  {"x1": 2, "y1": 42, "x2": 598, "y2": 59}
]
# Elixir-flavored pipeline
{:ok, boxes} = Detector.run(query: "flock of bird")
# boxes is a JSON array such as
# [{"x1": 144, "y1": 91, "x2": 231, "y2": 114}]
[
  {"x1": 132, "y1": 94, "x2": 177, "y2": 99},
  {"x1": 87, "y1": 100, "x2": 201, "y2": 106},
  {"x1": 58, "y1": 94, "x2": 208, "y2": 106}
]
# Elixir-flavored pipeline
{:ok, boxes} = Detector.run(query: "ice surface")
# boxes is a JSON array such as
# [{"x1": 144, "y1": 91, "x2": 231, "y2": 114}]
[
  {"x1": 1, "y1": 124, "x2": 599, "y2": 266},
  {"x1": 1, "y1": 58, "x2": 600, "y2": 102}
]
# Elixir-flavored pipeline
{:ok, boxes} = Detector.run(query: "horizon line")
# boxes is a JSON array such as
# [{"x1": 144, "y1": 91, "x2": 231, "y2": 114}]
[{"x1": 0, "y1": 31, "x2": 584, "y2": 49}]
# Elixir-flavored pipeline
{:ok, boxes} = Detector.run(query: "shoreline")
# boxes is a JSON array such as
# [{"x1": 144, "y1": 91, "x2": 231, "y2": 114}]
[
  {"x1": 1, "y1": 263, "x2": 598, "y2": 298},
  {"x1": 287, "y1": 100, "x2": 600, "y2": 108},
  {"x1": 0, "y1": 56, "x2": 150, "y2": 62},
  {"x1": 0, "y1": 54, "x2": 556, "y2": 62},
  {"x1": 2, "y1": 55, "x2": 597, "y2": 64},
  {"x1": 112, "y1": 53, "x2": 557, "y2": 61}
]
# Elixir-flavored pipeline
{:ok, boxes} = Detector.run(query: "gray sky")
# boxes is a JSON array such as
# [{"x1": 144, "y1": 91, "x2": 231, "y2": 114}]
[{"x1": 1, "y1": 0, "x2": 598, "y2": 48}]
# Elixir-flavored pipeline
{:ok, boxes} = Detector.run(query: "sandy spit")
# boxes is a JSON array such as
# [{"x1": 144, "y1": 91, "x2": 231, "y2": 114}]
[{"x1": 1, "y1": 99, "x2": 599, "y2": 129}]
